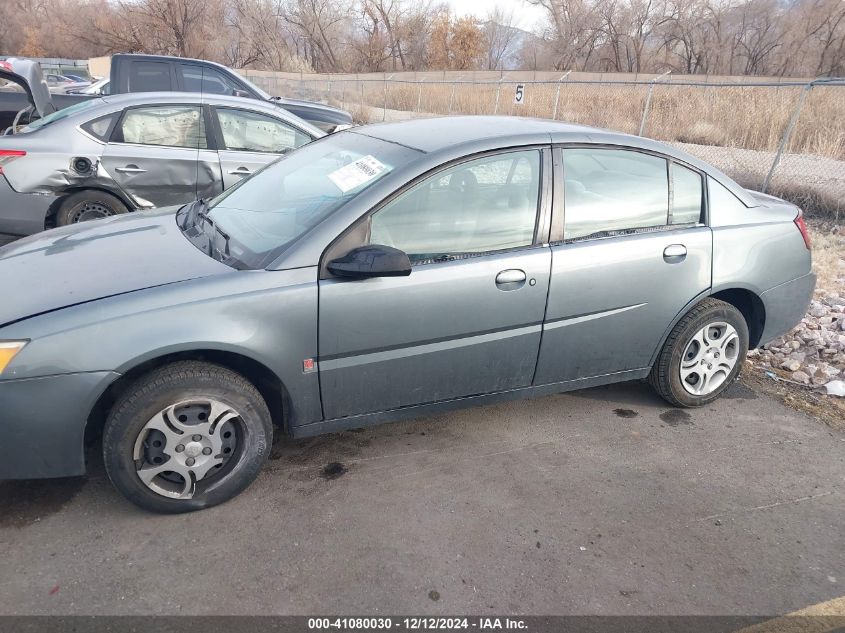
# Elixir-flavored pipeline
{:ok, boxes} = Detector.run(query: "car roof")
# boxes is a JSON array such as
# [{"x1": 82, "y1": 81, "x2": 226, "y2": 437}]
[
  {"x1": 353, "y1": 116, "x2": 598, "y2": 153},
  {"x1": 96, "y1": 91, "x2": 323, "y2": 135},
  {"x1": 352, "y1": 115, "x2": 758, "y2": 207},
  {"x1": 100, "y1": 91, "x2": 266, "y2": 110},
  {"x1": 113, "y1": 53, "x2": 233, "y2": 73}
]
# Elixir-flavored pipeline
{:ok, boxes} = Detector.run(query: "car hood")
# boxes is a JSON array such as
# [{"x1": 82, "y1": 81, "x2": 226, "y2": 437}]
[
  {"x1": 271, "y1": 97, "x2": 353, "y2": 128},
  {"x1": 0, "y1": 58, "x2": 55, "y2": 118},
  {"x1": 0, "y1": 208, "x2": 231, "y2": 328}
]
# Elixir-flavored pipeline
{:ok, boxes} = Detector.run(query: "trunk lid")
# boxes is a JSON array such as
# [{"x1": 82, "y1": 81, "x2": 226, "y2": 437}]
[{"x1": 0, "y1": 58, "x2": 56, "y2": 118}]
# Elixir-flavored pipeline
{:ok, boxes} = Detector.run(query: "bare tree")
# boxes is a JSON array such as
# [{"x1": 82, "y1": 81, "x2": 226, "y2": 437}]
[
  {"x1": 483, "y1": 5, "x2": 520, "y2": 70},
  {"x1": 527, "y1": 0, "x2": 603, "y2": 70},
  {"x1": 284, "y1": 0, "x2": 351, "y2": 71},
  {"x1": 1, "y1": 0, "x2": 844, "y2": 77}
]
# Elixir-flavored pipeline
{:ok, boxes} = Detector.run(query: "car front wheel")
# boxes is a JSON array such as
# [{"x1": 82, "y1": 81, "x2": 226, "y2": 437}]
[
  {"x1": 649, "y1": 298, "x2": 749, "y2": 407},
  {"x1": 103, "y1": 361, "x2": 272, "y2": 513}
]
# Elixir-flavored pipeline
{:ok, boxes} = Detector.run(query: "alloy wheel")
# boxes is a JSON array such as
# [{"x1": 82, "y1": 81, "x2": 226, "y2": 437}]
[
  {"x1": 132, "y1": 399, "x2": 242, "y2": 499},
  {"x1": 679, "y1": 321, "x2": 740, "y2": 396}
]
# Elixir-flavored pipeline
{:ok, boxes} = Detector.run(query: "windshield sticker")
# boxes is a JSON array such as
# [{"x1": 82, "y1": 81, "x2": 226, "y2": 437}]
[{"x1": 328, "y1": 155, "x2": 388, "y2": 193}]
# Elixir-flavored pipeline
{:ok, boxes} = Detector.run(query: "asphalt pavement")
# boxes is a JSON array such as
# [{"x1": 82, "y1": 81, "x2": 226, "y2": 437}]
[{"x1": 0, "y1": 379, "x2": 843, "y2": 615}]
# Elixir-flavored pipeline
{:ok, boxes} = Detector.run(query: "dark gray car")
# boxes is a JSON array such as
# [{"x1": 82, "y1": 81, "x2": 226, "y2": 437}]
[{"x1": 0, "y1": 116, "x2": 815, "y2": 513}]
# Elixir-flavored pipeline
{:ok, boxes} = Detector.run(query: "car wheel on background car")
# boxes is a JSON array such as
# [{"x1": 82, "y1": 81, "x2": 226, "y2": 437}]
[
  {"x1": 103, "y1": 361, "x2": 273, "y2": 514},
  {"x1": 649, "y1": 298, "x2": 749, "y2": 408},
  {"x1": 56, "y1": 190, "x2": 128, "y2": 226}
]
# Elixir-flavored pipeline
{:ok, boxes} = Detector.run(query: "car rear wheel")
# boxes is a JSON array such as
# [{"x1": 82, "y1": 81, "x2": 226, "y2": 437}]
[
  {"x1": 648, "y1": 298, "x2": 749, "y2": 407},
  {"x1": 103, "y1": 361, "x2": 272, "y2": 514},
  {"x1": 56, "y1": 190, "x2": 128, "y2": 226}
]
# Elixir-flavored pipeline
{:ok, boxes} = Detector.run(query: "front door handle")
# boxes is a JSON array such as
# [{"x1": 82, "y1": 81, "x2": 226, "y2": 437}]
[
  {"x1": 496, "y1": 269, "x2": 527, "y2": 285},
  {"x1": 228, "y1": 167, "x2": 252, "y2": 176},
  {"x1": 663, "y1": 244, "x2": 687, "y2": 262},
  {"x1": 114, "y1": 165, "x2": 147, "y2": 174}
]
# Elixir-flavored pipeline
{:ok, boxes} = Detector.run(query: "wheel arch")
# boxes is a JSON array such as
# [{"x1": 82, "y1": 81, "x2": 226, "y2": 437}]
[
  {"x1": 709, "y1": 286, "x2": 766, "y2": 349},
  {"x1": 45, "y1": 185, "x2": 137, "y2": 229},
  {"x1": 85, "y1": 348, "x2": 291, "y2": 450},
  {"x1": 649, "y1": 284, "x2": 767, "y2": 367}
]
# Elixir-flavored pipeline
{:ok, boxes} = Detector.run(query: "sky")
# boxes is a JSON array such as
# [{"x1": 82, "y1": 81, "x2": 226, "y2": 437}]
[{"x1": 446, "y1": 0, "x2": 548, "y2": 30}]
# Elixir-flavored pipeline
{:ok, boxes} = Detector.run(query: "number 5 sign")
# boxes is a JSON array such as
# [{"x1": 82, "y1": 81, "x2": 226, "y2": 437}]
[{"x1": 513, "y1": 83, "x2": 526, "y2": 105}]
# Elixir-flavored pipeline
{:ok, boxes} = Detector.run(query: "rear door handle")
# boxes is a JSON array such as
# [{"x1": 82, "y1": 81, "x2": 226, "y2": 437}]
[
  {"x1": 496, "y1": 269, "x2": 527, "y2": 285},
  {"x1": 228, "y1": 167, "x2": 252, "y2": 176},
  {"x1": 114, "y1": 165, "x2": 147, "y2": 174},
  {"x1": 663, "y1": 244, "x2": 687, "y2": 262}
]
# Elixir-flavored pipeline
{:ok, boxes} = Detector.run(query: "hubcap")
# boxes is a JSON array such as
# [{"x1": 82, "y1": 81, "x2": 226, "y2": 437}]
[
  {"x1": 680, "y1": 321, "x2": 740, "y2": 396},
  {"x1": 72, "y1": 202, "x2": 115, "y2": 223},
  {"x1": 132, "y1": 399, "x2": 241, "y2": 499}
]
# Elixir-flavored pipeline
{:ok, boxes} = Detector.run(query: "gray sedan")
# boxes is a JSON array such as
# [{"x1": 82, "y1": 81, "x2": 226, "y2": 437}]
[
  {"x1": 0, "y1": 92, "x2": 322, "y2": 237},
  {"x1": 0, "y1": 116, "x2": 815, "y2": 513}
]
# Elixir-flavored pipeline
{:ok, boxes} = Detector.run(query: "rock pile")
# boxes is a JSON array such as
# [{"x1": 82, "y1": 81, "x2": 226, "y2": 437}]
[{"x1": 747, "y1": 295, "x2": 845, "y2": 385}]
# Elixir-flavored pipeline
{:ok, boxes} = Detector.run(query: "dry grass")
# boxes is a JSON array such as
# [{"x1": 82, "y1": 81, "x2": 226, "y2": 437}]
[
  {"x1": 809, "y1": 220, "x2": 845, "y2": 295},
  {"x1": 365, "y1": 82, "x2": 845, "y2": 160}
]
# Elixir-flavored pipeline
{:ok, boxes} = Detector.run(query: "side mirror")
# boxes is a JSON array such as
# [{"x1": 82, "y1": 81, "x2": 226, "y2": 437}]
[
  {"x1": 328, "y1": 244, "x2": 411, "y2": 279},
  {"x1": 232, "y1": 89, "x2": 251, "y2": 98}
]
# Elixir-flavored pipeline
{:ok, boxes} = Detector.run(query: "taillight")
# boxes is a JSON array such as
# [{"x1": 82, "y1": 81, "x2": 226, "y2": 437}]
[
  {"x1": 794, "y1": 209, "x2": 811, "y2": 250},
  {"x1": 0, "y1": 61, "x2": 12, "y2": 72},
  {"x1": 0, "y1": 149, "x2": 25, "y2": 175}
]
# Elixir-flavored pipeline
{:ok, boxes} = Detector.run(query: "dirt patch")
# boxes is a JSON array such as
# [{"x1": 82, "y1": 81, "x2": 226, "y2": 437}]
[
  {"x1": 660, "y1": 409, "x2": 693, "y2": 426},
  {"x1": 321, "y1": 462, "x2": 347, "y2": 480},
  {"x1": 613, "y1": 408, "x2": 639, "y2": 418},
  {"x1": 722, "y1": 382, "x2": 759, "y2": 400},
  {"x1": 741, "y1": 368, "x2": 845, "y2": 431},
  {"x1": 0, "y1": 477, "x2": 86, "y2": 528}
]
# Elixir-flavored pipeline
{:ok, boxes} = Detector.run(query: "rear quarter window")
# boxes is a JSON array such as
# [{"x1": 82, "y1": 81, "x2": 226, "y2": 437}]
[
  {"x1": 81, "y1": 113, "x2": 118, "y2": 141},
  {"x1": 671, "y1": 163, "x2": 704, "y2": 225}
]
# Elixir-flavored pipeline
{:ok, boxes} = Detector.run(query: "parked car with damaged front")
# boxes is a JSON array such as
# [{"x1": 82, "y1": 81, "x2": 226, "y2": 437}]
[
  {"x1": 0, "y1": 117, "x2": 815, "y2": 513},
  {"x1": 0, "y1": 59, "x2": 323, "y2": 238}
]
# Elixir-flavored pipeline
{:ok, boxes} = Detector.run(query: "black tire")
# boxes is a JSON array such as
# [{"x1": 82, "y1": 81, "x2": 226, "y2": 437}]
[
  {"x1": 56, "y1": 190, "x2": 128, "y2": 226},
  {"x1": 103, "y1": 361, "x2": 272, "y2": 514},
  {"x1": 648, "y1": 298, "x2": 749, "y2": 408}
]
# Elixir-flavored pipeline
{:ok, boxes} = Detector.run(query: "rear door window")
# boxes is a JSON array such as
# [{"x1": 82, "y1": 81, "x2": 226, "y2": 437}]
[
  {"x1": 215, "y1": 108, "x2": 311, "y2": 153},
  {"x1": 179, "y1": 64, "x2": 241, "y2": 95},
  {"x1": 562, "y1": 148, "x2": 669, "y2": 240},
  {"x1": 114, "y1": 105, "x2": 207, "y2": 149},
  {"x1": 128, "y1": 61, "x2": 172, "y2": 92}
]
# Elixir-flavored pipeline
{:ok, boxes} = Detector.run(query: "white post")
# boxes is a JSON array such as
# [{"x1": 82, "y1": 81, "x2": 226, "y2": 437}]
[
  {"x1": 552, "y1": 70, "x2": 571, "y2": 120},
  {"x1": 639, "y1": 70, "x2": 671, "y2": 137}
]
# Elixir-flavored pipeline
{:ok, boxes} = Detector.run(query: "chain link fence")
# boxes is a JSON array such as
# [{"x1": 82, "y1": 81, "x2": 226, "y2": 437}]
[{"x1": 245, "y1": 71, "x2": 845, "y2": 218}]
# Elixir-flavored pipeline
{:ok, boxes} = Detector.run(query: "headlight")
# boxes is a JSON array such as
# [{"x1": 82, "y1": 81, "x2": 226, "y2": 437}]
[{"x1": 0, "y1": 341, "x2": 27, "y2": 374}]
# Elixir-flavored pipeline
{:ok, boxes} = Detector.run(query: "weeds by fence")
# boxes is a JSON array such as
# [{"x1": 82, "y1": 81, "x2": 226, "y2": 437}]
[{"x1": 246, "y1": 72, "x2": 845, "y2": 217}]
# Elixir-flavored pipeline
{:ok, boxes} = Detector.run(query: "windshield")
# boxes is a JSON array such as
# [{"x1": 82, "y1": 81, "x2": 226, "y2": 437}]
[
  {"x1": 79, "y1": 79, "x2": 110, "y2": 95},
  {"x1": 196, "y1": 132, "x2": 418, "y2": 269},
  {"x1": 236, "y1": 73, "x2": 272, "y2": 100},
  {"x1": 20, "y1": 98, "x2": 105, "y2": 133}
]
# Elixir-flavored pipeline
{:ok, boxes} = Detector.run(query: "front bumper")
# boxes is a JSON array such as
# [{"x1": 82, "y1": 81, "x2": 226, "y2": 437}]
[
  {"x1": 0, "y1": 371, "x2": 118, "y2": 479},
  {"x1": 0, "y1": 175, "x2": 53, "y2": 237},
  {"x1": 759, "y1": 272, "x2": 817, "y2": 346}
]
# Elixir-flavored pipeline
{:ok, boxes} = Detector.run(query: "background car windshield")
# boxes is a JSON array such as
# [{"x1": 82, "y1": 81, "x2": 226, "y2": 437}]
[
  {"x1": 20, "y1": 98, "x2": 105, "y2": 133},
  {"x1": 207, "y1": 132, "x2": 417, "y2": 269}
]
